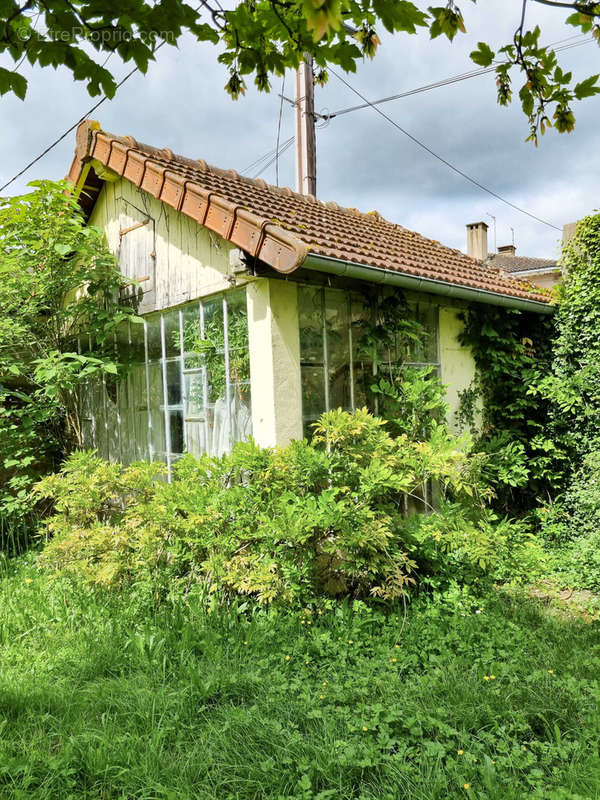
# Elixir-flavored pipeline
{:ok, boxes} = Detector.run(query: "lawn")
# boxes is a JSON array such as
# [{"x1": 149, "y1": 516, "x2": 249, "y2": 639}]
[{"x1": 1, "y1": 560, "x2": 599, "y2": 800}]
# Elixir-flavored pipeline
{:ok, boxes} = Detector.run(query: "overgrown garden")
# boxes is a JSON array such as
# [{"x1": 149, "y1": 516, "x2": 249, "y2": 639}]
[{"x1": 1, "y1": 182, "x2": 600, "y2": 799}]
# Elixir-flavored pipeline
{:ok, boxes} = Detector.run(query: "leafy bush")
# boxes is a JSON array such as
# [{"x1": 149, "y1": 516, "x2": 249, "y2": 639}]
[
  {"x1": 541, "y1": 444, "x2": 600, "y2": 591},
  {"x1": 534, "y1": 214, "x2": 600, "y2": 470},
  {"x1": 0, "y1": 180, "x2": 139, "y2": 548},
  {"x1": 36, "y1": 410, "x2": 540, "y2": 604}
]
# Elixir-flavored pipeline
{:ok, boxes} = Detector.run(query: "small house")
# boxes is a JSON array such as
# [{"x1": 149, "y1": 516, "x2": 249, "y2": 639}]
[
  {"x1": 466, "y1": 220, "x2": 562, "y2": 290},
  {"x1": 67, "y1": 120, "x2": 552, "y2": 473}
]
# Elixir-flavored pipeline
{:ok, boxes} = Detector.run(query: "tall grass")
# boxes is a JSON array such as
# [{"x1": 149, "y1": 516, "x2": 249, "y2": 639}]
[
  {"x1": 0, "y1": 514, "x2": 36, "y2": 557},
  {"x1": 0, "y1": 562, "x2": 599, "y2": 799}
]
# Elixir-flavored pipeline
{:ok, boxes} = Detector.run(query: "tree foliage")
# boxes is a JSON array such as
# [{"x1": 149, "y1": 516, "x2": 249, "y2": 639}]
[
  {"x1": 534, "y1": 213, "x2": 600, "y2": 462},
  {"x1": 1, "y1": 0, "x2": 599, "y2": 140},
  {"x1": 0, "y1": 179, "x2": 137, "y2": 544}
]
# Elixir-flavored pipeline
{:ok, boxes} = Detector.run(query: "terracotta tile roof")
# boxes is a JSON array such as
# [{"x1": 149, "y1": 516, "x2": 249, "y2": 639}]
[
  {"x1": 488, "y1": 253, "x2": 559, "y2": 274},
  {"x1": 67, "y1": 120, "x2": 551, "y2": 307}
]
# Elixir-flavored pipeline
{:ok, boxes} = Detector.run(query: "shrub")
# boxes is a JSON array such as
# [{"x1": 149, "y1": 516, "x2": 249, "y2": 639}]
[
  {"x1": 0, "y1": 180, "x2": 140, "y2": 546},
  {"x1": 541, "y1": 444, "x2": 600, "y2": 591},
  {"x1": 36, "y1": 410, "x2": 539, "y2": 604}
]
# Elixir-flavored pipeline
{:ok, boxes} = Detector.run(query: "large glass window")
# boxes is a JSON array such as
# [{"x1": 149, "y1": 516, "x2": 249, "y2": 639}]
[
  {"x1": 81, "y1": 288, "x2": 252, "y2": 474},
  {"x1": 298, "y1": 286, "x2": 439, "y2": 437}
]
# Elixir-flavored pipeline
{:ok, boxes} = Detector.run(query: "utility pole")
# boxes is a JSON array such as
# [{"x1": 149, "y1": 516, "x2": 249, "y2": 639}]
[{"x1": 295, "y1": 54, "x2": 317, "y2": 196}]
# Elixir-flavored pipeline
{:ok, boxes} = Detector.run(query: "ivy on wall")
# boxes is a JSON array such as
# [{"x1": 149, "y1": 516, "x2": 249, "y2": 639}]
[
  {"x1": 457, "y1": 305, "x2": 562, "y2": 513},
  {"x1": 534, "y1": 213, "x2": 600, "y2": 465}
]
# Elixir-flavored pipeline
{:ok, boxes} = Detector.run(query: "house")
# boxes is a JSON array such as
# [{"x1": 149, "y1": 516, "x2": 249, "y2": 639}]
[
  {"x1": 466, "y1": 221, "x2": 561, "y2": 290},
  {"x1": 67, "y1": 120, "x2": 552, "y2": 473}
]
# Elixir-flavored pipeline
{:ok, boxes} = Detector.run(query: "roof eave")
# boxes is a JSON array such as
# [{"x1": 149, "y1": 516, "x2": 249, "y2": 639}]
[
  {"x1": 303, "y1": 253, "x2": 554, "y2": 314},
  {"x1": 67, "y1": 119, "x2": 308, "y2": 275},
  {"x1": 510, "y1": 267, "x2": 561, "y2": 277}
]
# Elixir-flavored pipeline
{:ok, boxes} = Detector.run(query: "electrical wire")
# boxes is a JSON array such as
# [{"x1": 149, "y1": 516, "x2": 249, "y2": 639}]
[
  {"x1": 242, "y1": 135, "x2": 294, "y2": 175},
  {"x1": 0, "y1": 39, "x2": 168, "y2": 195},
  {"x1": 329, "y1": 67, "x2": 561, "y2": 231},
  {"x1": 243, "y1": 32, "x2": 592, "y2": 181},
  {"x1": 254, "y1": 136, "x2": 295, "y2": 178},
  {"x1": 322, "y1": 34, "x2": 593, "y2": 119}
]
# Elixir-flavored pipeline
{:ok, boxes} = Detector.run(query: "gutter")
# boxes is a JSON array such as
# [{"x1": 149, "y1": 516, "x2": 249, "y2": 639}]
[{"x1": 303, "y1": 253, "x2": 554, "y2": 315}]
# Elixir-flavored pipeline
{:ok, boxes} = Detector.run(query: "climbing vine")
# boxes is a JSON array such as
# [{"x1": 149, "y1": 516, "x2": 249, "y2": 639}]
[
  {"x1": 457, "y1": 305, "x2": 562, "y2": 513},
  {"x1": 533, "y1": 213, "x2": 600, "y2": 466},
  {"x1": 357, "y1": 291, "x2": 448, "y2": 441}
]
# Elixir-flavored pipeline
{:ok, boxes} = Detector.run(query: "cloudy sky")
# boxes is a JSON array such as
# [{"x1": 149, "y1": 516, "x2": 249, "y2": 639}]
[{"x1": 1, "y1": 0, "x2": 598, "y2": 258}]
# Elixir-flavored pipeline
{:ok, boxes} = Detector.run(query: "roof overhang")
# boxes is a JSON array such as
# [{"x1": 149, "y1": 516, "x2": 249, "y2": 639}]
[
  {"x1": 304, "y1": 253, "x2": 555, "y2": 314},
  {"x1": 510, "y1": 266, "x2": 561, "y2": 278}
]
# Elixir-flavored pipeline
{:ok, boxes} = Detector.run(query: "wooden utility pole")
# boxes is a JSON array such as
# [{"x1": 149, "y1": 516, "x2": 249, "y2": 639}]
[{"x1": 295, "y1": 54, "x2": 317, "y2": 196}]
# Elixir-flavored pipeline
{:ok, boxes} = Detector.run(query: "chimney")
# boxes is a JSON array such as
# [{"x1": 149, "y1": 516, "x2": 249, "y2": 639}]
[
  {"x1": 497, "y1": 244, "x2": 516, "y2": 256},
  {"x1": 466, "y1": 221, "x2": 488, "y2": 261}
]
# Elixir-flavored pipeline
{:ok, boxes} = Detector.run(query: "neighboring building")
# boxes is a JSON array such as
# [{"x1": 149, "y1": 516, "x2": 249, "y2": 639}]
[
  {"x1": 466, "y1": 221, "x2": 561, "y2": 290},
  {"x1": 67, "y1": 120, "x2": 552, "y2": 474}
]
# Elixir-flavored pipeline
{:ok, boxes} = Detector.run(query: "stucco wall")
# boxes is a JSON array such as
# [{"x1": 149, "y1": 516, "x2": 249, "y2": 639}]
[
  {"x1": 438, "y1": 306, "x2": 477, "y2": 435},
  {"x1": 247, "y1": 279, "x2": 303, "y2": 448}
]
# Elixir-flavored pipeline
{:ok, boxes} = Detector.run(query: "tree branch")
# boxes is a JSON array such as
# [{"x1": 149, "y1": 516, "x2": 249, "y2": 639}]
[{"x1": 531, "y1": 0, "x2": 600, "y2": 12}]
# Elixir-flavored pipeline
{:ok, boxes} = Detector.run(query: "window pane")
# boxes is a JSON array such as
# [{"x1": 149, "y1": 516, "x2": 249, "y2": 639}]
[
  {"x1": 117, "y1": 371, "x2": 134, "y2": 464},
  {"x1": 226, "y1": 289, "x2": 250, "y2": 385},
  {"x1": 104, "y1": 378, "x2": 120, "y2": 462},
  {"x1": 181, "y1": 304, "x2": 203, "y2": 369},
  {"x1": 301, "y1": 365, "x2": 325, "y2": 431},
  {"x1": 298, "y1": 286, "x2": 324, "y2": 364},
  {"x1": 203, "y1": 298, "x2": 226, "y2": 405},
  {"x1": 411, "y1": 304, "x2": 439, "y2": 364},
  {"x1": 131, "y1": 365, "x2": 149, "y2": 461},
  {"x1": 92, "y1": 379, "x2": 108, "y2": 460},
  {"x1": 169, "y1": 410, "x2": 184, "y2": 455},
  {"x1": 325, "y1": 289, "x2": 351, "y2": 411},
  {"x1": 147, "y1": 362, "x2": 165, "y2": 459},
  {"x1": 146, "y1": 316, "x2": 162, "y2": 361},
  {"x1": 163, "y1": 309, "x2": 181, "y2": 358},
  {"x1": 185, "y1": 372, "x2": 206, "y2": 419},
  {"x1": 166, "y1": 360, "x2": 182, "y2": 405},
  {"x1": 130, "y1": 321, "x2": 146, "y2": 364},
  {"x1": 115, "y1": 320, "x2": 131, "y2": 363},
  {"x1": 352, "y1": 294, "x2": 374, "y2": 410},
  {"x1": 226, "y1": 290, "x2": 252, "y2": 446}
]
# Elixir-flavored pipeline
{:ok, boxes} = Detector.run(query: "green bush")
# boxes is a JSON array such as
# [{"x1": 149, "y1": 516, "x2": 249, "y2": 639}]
[
  {"x1": 36, "y1": 410, "x2": 541, "y2": 604},
  {"x1": 541, "y1": 444, "x2": 600, "y2": 591},
  {"x1": 0, "y1": 180, "x2": 140, "y2": 546}
]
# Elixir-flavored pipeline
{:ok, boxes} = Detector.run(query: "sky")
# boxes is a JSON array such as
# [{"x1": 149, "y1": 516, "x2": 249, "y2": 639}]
[{"x1": 1, "y1": 0, "x2": 598, "y2": 259}]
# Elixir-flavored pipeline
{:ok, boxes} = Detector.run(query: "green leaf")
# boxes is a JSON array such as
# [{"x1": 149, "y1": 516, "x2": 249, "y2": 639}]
[
  {"x1": 574, "y1": 75, "x2": 600, "y2": 100},
  {"x1": 470, "y1": 41, "x2": 495, "y2": 67},
  {"x1": 0, "y1": 67, "x2": 27, "y2": 100}
]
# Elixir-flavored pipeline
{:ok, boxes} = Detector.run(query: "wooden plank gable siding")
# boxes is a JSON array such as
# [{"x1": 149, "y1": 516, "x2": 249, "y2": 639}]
[{"x1": 88, "y1": 178, "x2": 241, "y2": 313}]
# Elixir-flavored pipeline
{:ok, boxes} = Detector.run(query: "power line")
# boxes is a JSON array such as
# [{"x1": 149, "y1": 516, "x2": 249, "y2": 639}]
[
  {"x1": 242, "y1": 135, "x2": 294, "y2": 175},
  {"x1": 321, "y1": 35, "x2": 592, "y2": 120},
  {"x1": 254, "y1": 136, "x2": 294, "y2": 178},
  {"x1": 329, "y1": 67, "x2": 561, "y2": 231},
  {"x1": 0, "y1": 9, "x2": 193, "y2": 197}
]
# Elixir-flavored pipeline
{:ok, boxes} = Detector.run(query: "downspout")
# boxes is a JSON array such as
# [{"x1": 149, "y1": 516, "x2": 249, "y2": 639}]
[{"x1": 303, "y1": 253, "x2": 554, "y2": 315}]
